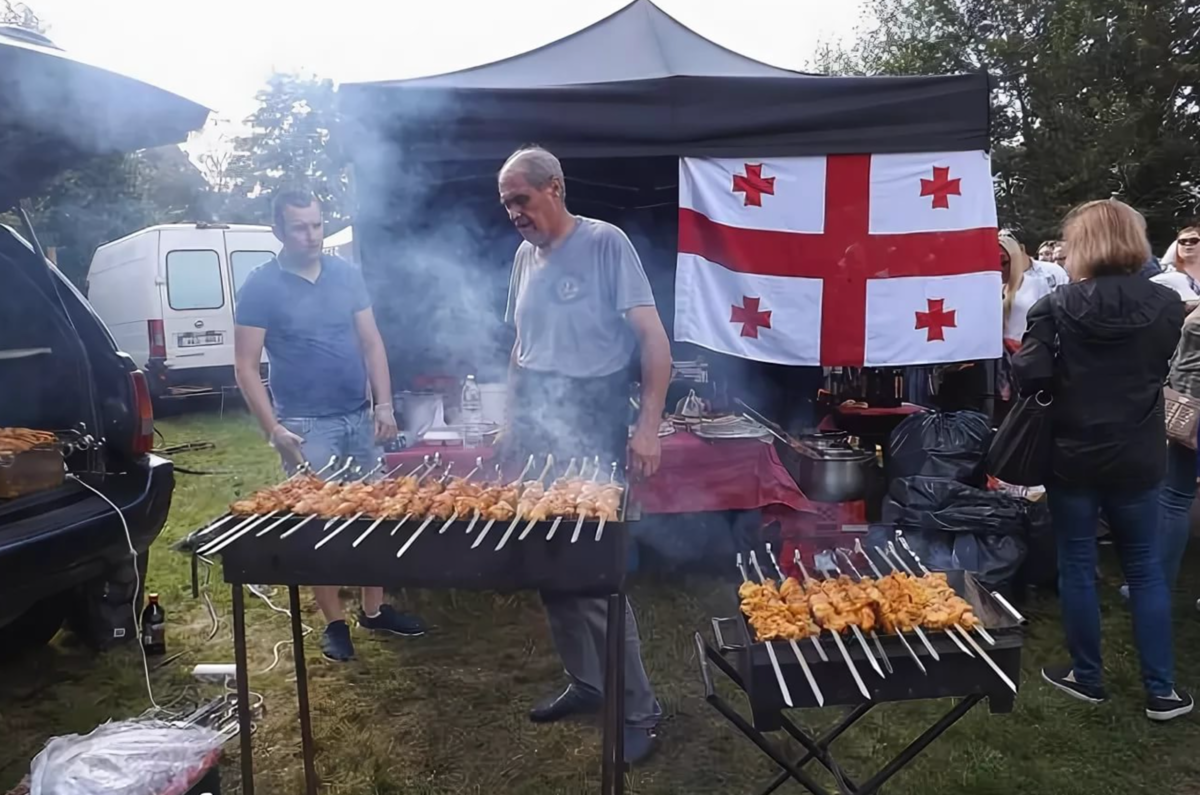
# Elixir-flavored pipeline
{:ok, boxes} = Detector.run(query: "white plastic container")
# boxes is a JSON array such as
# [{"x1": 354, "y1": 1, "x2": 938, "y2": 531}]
[{"x1": 479, "y1": 382, "x2": 507, "y2": 426}]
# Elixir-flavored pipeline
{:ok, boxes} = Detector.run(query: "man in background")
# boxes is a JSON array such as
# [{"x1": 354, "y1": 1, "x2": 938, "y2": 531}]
[{"x1": 234, "y1": 189, "x2": 426, "y2": 661}]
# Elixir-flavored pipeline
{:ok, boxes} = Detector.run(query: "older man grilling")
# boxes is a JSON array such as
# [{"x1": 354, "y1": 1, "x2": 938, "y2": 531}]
[{"x1": 498, "y1": 146, "x2": 671, "y2": 766}]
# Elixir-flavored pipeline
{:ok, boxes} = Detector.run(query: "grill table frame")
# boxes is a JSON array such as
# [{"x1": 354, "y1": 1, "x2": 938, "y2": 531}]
[
  {"x1": 697, "y1": 570, "x2": 1023, "y2": 795},
  {"x1": 204, "y1": 512, "x2": 631, "y2": 795}
]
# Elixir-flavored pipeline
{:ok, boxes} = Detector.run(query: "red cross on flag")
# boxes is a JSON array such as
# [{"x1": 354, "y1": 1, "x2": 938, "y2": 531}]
[{"x1": 674, "y1": 152, "x2": 1002, "y2": 367}]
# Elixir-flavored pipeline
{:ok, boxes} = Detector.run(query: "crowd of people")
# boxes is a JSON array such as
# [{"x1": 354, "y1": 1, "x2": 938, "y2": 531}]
[{"x1": 1004, "y1": 200, "x2": 1197, "y2": 722}]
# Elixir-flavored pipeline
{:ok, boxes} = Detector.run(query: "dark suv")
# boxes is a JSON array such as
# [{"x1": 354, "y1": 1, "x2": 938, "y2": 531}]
[{"x1": 0, "y1": 26, "x2": 209, "y2": 653}]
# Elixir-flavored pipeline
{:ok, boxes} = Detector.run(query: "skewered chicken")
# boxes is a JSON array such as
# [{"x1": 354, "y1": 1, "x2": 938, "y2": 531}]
[
  {"x1": 0, "y1": 428, "x2": 57, "y2": 456},
  {"x1": 738, "y1": 579, "x2": 817, "y2": 641}
]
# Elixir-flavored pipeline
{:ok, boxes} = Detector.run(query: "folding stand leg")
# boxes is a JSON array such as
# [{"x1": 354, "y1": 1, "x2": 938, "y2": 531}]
[
  {"x1": 231, "y1": 584, "x2": 255, "y2": 795},
  {"x1": 695, "y1": 634, "x2": 834, "y2": 795},
  {"x1": 600, "y1": 593, "x2": 626, "y2": 795},
  {"x1": 759, "y1": 705, "x2": 874, "y2": 795},
  {"x1": 855, "y1": 694, "x2": 983, "y2": 795},
  {"x1": 289, "y1": 585, "x2": 319, "y2": 795}
]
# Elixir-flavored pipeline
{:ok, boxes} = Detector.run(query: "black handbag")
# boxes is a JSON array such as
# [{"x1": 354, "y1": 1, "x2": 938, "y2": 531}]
[{"x1": 987, "y1": 390, "x2": 1054, "y2": 486}]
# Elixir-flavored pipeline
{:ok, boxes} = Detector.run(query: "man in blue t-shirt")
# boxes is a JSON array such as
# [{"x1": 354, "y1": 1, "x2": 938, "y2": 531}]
[{"x1": 234, "y1": 190, "x2": 425, "y2": 661}]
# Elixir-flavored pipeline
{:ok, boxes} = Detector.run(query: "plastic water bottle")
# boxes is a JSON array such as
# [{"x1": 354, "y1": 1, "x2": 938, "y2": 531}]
[{"x1": 462, "y1": 375, "x2": 483, "y2": 448}]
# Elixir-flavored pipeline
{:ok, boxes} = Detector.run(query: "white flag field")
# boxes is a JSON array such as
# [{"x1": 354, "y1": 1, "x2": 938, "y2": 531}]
[{"x1": 674, "y1": 152, "x2": 1002, "y2": 367}]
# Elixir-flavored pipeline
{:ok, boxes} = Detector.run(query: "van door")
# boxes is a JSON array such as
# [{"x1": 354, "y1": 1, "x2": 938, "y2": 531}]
[
  {"x1": 224, "y1": 229, "x2": 279, "y2": 366},
  {"x1": 158, "y1": 230, "x2": 236, "y2": 374}
]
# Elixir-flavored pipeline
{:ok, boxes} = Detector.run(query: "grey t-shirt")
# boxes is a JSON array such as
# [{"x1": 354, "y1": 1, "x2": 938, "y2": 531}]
[{"x1": 506, "y1": 216, "x2": 656, "y2": 378}]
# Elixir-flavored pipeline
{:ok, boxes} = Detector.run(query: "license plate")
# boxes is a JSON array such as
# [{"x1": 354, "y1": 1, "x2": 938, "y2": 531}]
[{"x1": 179, "y1": 332, "x2": 224, "y2": 347}]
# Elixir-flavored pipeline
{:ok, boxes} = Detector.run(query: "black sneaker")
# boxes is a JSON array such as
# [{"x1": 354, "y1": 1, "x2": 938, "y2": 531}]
[
  {"x1": 529, "y1": 684, "x2": 603, "y2": 723},
  {"x1": 321, "y1": 620, "x2": 355, "y2": 662},
  {"x1": 358, "y1": 605, "x2": 427, "y2": 637},
  {"x1": 1041, "y1": 665, "x2": 1107, "y2": 704},
  {"x1": 1146, "y1": 689, "x2": 1194, "y2": 722}
]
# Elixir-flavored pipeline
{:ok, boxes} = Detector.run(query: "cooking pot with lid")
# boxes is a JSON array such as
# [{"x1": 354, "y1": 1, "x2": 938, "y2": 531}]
[{"x1": 776, "y1": 435, "x2": 876, "y2": 503}]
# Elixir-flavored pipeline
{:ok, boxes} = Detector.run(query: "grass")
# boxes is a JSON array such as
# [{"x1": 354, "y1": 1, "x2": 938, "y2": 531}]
[{"x1": 2, "y1": 409, "x2": 1200, "y2": 794}]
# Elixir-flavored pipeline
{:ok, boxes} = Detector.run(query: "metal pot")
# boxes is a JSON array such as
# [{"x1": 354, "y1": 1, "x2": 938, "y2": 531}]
[
  {"x1": 787, "y1": 441, "x2": 876, "y2": 503},
  {"x1": 796, "y1": 431, "x2": 850, "y2": 451}
]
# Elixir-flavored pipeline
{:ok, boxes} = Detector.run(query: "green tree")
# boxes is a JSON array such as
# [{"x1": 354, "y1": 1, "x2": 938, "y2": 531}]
[
  {"x1": 816, "y1": 0, "x2": 1200, "y2": 249},
  {"x1": 215, "y1": 73, "x2": 348, "y2": 225}
]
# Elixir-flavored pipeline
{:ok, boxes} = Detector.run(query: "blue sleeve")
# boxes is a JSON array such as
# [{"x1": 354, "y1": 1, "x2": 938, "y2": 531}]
[
  {"x1": 348, "y1": 264, "x2": 371, "y2": 313},
  {"x1": 235, "y1": 270, "x2": 273, "y2": 328}
]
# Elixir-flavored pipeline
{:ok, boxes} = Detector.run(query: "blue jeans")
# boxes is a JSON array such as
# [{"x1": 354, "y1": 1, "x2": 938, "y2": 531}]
[
  {"x1": 277, "y1": 406, "x2": 381, "y2": 476},
  {"x1": 1159, "y1": 442, "x2": 1196, "y2": 590},
  {"x1": 1048, "y1": 484, "x2": 1175, "y2": 697}
]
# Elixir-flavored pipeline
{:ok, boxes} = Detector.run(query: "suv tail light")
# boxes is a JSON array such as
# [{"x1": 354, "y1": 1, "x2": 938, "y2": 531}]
[
  {"x1": 130, "y1": 370, "x2": 155, "y2": 455},
  {"x1": 148, "y1": 319, "x2": 166, "y2": 358}
]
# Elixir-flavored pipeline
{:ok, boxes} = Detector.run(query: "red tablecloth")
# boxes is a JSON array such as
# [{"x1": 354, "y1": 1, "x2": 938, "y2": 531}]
[{"x1": 383, "y1": 431, "x2": 812, "y2": 515}]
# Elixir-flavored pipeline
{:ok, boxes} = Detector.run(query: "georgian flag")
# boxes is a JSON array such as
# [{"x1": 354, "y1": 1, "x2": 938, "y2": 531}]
[{"x1": 674, "y1": 152, "x2": 1002, "y2": 366}]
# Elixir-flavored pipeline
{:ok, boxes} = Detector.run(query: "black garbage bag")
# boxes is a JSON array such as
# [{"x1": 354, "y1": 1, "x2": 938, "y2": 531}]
[
  {"x1": 1015, "y1": 500, "x2": 1057, "y2": 591},
  {"x1": 880, "y1": 476, "x2": 1029, "y2": 591},
  {"x1": 887, "y1": 410, "x2": 993, "y2": 486},
  {"x1": 882, "y1": 476, "x2": 1026, "y2": 536}
]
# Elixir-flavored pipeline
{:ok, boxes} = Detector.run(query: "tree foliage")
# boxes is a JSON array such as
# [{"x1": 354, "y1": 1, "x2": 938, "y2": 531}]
[
  {"x1": 817, "y1": 0, "x2": 1200, "y2": 249},
  {"x1": 211, "y1": 73, "x2": 348, "y2": 225}
]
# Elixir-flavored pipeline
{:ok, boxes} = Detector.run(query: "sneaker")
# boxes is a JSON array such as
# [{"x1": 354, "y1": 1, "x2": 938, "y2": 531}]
[
  {"x1": 624, "y1": 727, "x2": 659, "y2": 767},
  {"x1": 1041, "y1": 665, "x2": 1107, "y2": 704},
  {"x1": 1119, "y1": 584, "x2": 1130, "y2": 601},
  {"x1": 529, "y1": 684, "x2": 603, "y2": 723},
  {"x1": 358, "y1": 605, "x2": 427, "y2": 637},
  {"x1": 321, "y1": 620, "x2": 355, "y2": 662},
  {"x1": 1146, "y1": 689, "x2": 1194, "y2": 722}
]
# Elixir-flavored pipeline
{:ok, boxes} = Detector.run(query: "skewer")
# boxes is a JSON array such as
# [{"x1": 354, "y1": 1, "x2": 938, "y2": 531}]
[
  {"x1": 879, "y1": 544, "x2": 973, "y2": 658},
  {"x1": 495, "y1": 454, "x2": 554, "y2": 550},
  {"x1": 739, "y1": 553, "x2": 793, "y2": 708},
  {"x1": 391, "y1": 461, "x2": 455, "y2": 536},
  {"x1": 815, "y1": 554, "x2": 885, "y2": 679},
  {"x1": 398, "y1": 513, "x2": 438, "y2": 558},
  {"x1": 896, "y1": 532, "x2": 997, "y2": 647},
  {"x1": 570, "y1": 456, "x2": 604, "y2": 544},
  {"x1": 351, "y1": 457, "x2": 432, "y2": 547},
  {"x1": 312, "y1": 458, "x2": 418, "y2": 548},
  {"x1": 324, "y1": 459, "x2": 384, "y2": 529},
  {"x1": 438, "y1": 456, "x2": 484, "y2": 534},
  {"x1": 472, "y1": 455, "x2": 536, "y2": 546},
  {"x1": 465, "y1": 464, "x2": 502, "y2": 535},
  {"x1": 759, "y1": 547, "x2": 824, "y2": 706},
  {"x1": 954, "y1": 623, "x2": 1017, "y2": 694},
  {"x1": 595, "y1": 461, "x2": 620, "y2": 543},
  {"x1": 765, "y1": 544, "x2": 828, "y2": 662},
  {"x1": 836, "y1": 547, "x2": 923, "y2": 675},
  {"x1": 824, "y1": 551, "x2": 890, "y2": 676},
  {"x1": 519, "y1": 457, "x2": 576, "y2": 541},
  {"x1": 864, "y1": 542, "x2": 936, "y2": 667},
  {"x1": 794, "y1": 550, "x2": 871, "y2": 701}
]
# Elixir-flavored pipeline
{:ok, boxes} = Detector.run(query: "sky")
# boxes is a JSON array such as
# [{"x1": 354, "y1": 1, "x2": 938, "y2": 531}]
[{"x1": 30, "y1": 0, "x2": 865, "y2": 124}]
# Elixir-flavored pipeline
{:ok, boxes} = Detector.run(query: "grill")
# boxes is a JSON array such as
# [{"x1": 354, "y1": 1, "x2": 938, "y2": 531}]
[
  {"x1": 183, "y1": 454, "x2": 635, "y2": 795},
  {"x1": 696, "y1": 540, "x2": 1026, "y2": 795}
]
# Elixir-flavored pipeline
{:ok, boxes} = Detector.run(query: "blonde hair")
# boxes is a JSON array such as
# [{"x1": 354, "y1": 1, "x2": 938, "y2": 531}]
[
  {"x1": 1000, "y1": 235, "x2": 1028, "y2": 321},
  {"x1": 1062, "y1": 199, "x2": 1151, "y2": 279}
]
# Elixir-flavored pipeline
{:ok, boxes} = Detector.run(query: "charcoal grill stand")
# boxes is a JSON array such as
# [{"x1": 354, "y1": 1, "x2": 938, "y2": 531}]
[
  {"x1": 695, "y1": 633, "x2": 994, "y2": 795},
  {"x1": 213, "y1": 508, "x2": 631, "y2": 795}
]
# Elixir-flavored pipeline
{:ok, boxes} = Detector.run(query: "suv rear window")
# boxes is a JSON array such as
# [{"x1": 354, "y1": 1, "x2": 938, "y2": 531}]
[
  {"x1": 231, "y1": 250, "x2": 276, "y2": 296},
  {"x1": 166, "y1": 250, "x2": 223, "y2": 310}
]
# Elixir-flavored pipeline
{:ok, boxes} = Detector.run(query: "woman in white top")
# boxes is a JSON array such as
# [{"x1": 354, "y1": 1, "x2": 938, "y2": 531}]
[
  {"x1": 1002, "y1": 234, "x2": 1070, "y2": 345},
  {"x1": 1152, "y1": 225, "x2": 1200, "y2": 300}
]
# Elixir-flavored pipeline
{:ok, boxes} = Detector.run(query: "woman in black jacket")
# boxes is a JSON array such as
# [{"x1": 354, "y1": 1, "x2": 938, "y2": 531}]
[{"x1": 1013, "y1": 199, "x2": 1191, "y2": 721}]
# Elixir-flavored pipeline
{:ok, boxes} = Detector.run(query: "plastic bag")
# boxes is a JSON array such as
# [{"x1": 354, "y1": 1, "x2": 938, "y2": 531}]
[
  {"x1": 882, "y1": 476, "x2": 1026, "y2": 536},
  {"x1": 1016, "y1": 499, "x2": 1057, "y2": 591},
  {"x1": 886, "y1": 410, "x2": 993, "y2": 485},
  {"x1": 30, "y1": 720, "x2": 222, "y2": 795},
  {"x1": 867, "y1": 523, "x2": 1027, "y2": 591},
  {"x1": 986, "y1": 391, "x2": 1053, "y2": 486}
]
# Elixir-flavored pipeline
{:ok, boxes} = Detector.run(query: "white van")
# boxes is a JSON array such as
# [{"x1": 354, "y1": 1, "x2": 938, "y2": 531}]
[{"x1": 86, "y1": 223, "x2": 280, "y2": 398}]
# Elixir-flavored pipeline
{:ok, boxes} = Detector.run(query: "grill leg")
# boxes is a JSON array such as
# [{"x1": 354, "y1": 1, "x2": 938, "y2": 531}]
[
  {"x1": 289, "y1": 585, "x2": 319, "y2": 795},
  {"x1": 855, "y1": 694, "x2": 983, "y2": 795},
  {"x1": 231, "y1": 584, "x2": 255, "y2": 795},
  {"x1": 601, "y1": 593, "x2": 623, "y2": 795},
  {"x1": 774, "y1": 706, "x2": 873, "y2": 793}
]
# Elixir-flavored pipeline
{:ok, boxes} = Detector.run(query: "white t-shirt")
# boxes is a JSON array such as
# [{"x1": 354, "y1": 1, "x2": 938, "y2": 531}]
[
  {"x1": 1151, "y1": 270, "x2": 1200, "y2": 301},
  {"x1": 1004, "y1": 260, "x2": 1069, "y2": 340}
]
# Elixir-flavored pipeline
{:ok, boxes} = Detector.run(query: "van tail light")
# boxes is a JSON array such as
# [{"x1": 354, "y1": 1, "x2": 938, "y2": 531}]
[
  {"x1": 130, "y1": 370, "x2": 155, "y2": 455},
  {"x1": 148, "y1": 320, "x2": 166, "y2": 358}
]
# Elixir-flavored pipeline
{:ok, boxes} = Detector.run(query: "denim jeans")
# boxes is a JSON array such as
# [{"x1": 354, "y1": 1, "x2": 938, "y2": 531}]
[
  {"x1": 277, "y1": 406, "x2": 381, "y2": 476},
  {"x1": 1048, "y1": 483, "x2": 1175, "y2": 697},
  {"x1": 1159, "y1": 442, "x2": 1197, "y2": 590}
]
